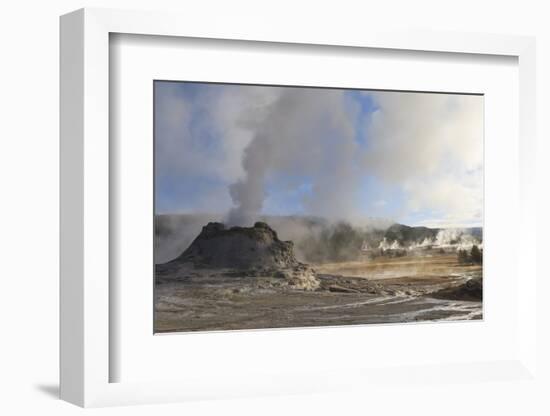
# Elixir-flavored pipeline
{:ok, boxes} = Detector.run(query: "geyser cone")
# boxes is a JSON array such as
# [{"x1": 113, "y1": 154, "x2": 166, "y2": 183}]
[{"x1": 174, "y1": 221, "x2": 299, "y2": 270}]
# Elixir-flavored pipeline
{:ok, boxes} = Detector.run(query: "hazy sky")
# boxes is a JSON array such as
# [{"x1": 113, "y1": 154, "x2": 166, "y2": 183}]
[{"x1": 154, "y1": 81, "x2": 483, "y2": 228}]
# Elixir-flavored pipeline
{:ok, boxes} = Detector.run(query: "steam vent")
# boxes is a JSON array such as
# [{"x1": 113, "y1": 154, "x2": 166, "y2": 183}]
[
  {"x1": 176, "y1": 221, "x2": 298, "y2": 269},
  {"x1": 159, "y1": 222, "x2": 320, "y2": 290}
]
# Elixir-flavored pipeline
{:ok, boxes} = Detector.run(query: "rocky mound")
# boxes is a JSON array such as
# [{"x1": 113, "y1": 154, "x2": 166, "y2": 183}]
[
  {"x1": 160, "y1": 222, "x2": 319, "y2": 290},
  {"x1": 176, "y1": 221, "x2": 298, "y2": 269},
  {"x1": 431, "y1": 277, "x2": 482, "y2": 301}
]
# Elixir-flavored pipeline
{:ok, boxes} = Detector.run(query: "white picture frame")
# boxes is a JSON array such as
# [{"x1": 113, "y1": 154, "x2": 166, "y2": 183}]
[{"x1": 60, "y1": 7, "x2": 537, "y2": 408}]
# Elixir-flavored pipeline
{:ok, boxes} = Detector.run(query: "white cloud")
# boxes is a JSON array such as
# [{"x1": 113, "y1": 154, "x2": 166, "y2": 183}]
[
  {"x1": 155, "y1": 83, "x2": 281, "y2": 184},
  {"x1": 363, "y1": 91, "x2": 483, "y2": 227}
]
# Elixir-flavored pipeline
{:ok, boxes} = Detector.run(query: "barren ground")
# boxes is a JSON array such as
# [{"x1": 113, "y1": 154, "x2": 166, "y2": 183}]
[{"x1": 154, "y1": 252, "x2": 482, "y2": 333}]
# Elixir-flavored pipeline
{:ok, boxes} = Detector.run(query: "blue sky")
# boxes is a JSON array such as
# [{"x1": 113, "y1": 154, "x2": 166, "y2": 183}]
[{"x1": 155, "y1": 81, "x2": 483, "y2": 228}]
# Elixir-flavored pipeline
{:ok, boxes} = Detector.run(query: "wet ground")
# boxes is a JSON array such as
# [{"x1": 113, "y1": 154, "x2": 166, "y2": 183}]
[{"x1": 154, "y1": 253, "x2": 482, "y2": 333}]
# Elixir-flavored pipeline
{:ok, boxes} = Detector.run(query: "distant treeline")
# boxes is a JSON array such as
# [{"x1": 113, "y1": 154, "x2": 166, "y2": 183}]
[{"x1": 457, "y1": 245, "x2": 483, "y2": 265}]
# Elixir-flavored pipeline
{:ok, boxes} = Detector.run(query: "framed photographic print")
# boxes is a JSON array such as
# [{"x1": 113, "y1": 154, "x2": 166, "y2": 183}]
[
  {"x1": 60, "y1": 8, "x2": 538, "y2": 408},
  {"x1": 153, "y1": 81, "x2": 484, "y2": 334}
]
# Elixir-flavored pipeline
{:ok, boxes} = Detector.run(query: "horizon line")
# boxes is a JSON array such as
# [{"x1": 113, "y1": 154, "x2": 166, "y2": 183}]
[{"x1": 155, "y1": 211, "x2": 482, "y2": 229}]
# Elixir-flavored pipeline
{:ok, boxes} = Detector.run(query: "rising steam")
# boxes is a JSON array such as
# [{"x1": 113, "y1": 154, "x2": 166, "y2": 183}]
[
  {"x1": 227, "y1": 88, "x2": 360, "y2": 225},
  {"x1": 155, "y1": 82, "x2": 483, "y2": 229}
]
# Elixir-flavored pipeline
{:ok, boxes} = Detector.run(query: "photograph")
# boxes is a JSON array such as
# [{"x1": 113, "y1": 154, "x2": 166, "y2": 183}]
[{"x1": 153, "y1": 81, "x2": 484, "y2": 333}]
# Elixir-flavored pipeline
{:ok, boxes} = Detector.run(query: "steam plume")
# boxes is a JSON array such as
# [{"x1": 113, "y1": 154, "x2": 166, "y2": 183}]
[{"x1": 227, "y1": 88, "x2": 360, "y2": 225}]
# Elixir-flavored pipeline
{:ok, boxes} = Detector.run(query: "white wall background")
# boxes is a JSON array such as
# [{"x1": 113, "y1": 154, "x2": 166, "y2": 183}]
[{"x1": 0, "y1": 1, "x2": 548, "y2": 415}]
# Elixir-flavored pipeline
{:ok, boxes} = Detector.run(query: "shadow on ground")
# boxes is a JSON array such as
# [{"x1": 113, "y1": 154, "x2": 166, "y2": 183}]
[{"x1": 35, "y1": 383, "x2": 59, "y2": 399}]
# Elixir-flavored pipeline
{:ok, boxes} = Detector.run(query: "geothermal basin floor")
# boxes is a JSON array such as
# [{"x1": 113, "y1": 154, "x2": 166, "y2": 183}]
[{"x1": 154, "y1": 254, "x2": 482, "y2": 333}]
